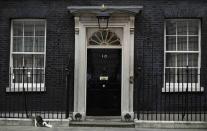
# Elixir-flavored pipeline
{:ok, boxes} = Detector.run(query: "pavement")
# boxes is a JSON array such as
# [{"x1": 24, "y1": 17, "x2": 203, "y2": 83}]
[{"x1": 0, "y1": 126, "x2": 207, "y2": 131}]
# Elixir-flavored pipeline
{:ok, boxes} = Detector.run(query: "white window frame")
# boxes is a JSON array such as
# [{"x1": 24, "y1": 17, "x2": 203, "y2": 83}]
[
  {"x1": 7, "y1": 19, "x2": 47, "y2": 92},
  {"x1": 163, "y1": 19, "x2": 204, "y2": 92}
]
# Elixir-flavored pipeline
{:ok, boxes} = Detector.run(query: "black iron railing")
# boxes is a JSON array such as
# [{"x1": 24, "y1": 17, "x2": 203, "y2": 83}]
[
  {"x1": 1, "y1": 66, "x2": 207, "y2": 121},
  {"x1": 0, "y1": 67, "x2": 71, "y2": 119},
  {"x1": 136, "y1": 67, "x2": 207, "y2": 121}
]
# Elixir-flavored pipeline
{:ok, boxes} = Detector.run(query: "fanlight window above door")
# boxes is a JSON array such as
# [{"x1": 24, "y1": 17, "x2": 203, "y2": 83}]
[{"x1": 88, "y1": 30, "x2": 121, "y2": 46}]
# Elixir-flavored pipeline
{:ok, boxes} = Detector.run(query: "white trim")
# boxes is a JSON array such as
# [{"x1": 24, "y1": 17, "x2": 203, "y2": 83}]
[
  {"x1": 73, "y1": 15, "x2": 135, "y2": 121},
  {"x1": 198, "y1": 18, "x2": 202, "y2": 83},
  {"x1": 9, "y1": 19, "x2": 47, "y2": 92},
  {"x1": 6, "y1": 83, "x2": 45, "y2": 92},
  {"x1": 166, "y1": 35, "x2": 199, "y2": 36},
  {"x1": 164, "y1": 19, "x2": 202, "y2": 92},
  {"x1": 10, "y1": 19, "x2": 13, "y2": 89},
  {"x1": 165, "y1": 67, "x2": 199, "y2": 68},
  {"x1": 162, "y1": 83, "x2": 204, "y2": 92},
  {"x1": 87, "y1": 45, "x2": 122, "y2": 49},
  {"x1": 13, "y1": 36, "x2": 45, "y2": 37},
  {"x1": 11, "y1": 19, "x2": 46, "y2": 21},
  {"x1": 129, "y1": 16, "x2": 135, "y2": 116},
  {"x1": 12, "y1": 52, "x2": 45, "y2": 54},
  {"x1": 165, "y1": 51, "x2": 199, "y2": 53},
  {"x1": 67, "y1": 5, "x2": 143, "y2": 16}
]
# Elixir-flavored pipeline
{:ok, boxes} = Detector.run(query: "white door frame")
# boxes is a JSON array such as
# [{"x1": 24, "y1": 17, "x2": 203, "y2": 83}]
[{"x1": 72, "y1": 15, "x2": 135, "y2": 121}]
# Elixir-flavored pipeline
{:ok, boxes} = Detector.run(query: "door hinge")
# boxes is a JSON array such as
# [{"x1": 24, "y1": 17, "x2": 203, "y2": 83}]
[{"x1": 129, "y1": 76, "x2": 134, "y2": 84}]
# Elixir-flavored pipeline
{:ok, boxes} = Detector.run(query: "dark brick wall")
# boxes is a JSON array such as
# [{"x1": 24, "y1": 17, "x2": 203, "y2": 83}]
[
  {"x1": 134, "y1": 0, "x2": 207, "y2": 112},
  {"x1": 0, "y1": 0, "x2": 207, "y2": 115},
  {"x1": 0, "y1": 0, "x2": 75, "y2": 112}
]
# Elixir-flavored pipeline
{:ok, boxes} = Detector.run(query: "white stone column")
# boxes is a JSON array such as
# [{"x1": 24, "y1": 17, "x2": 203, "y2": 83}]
[
  {"x1": 73, "y1": 17, "x2": 86, "y2": 120},
  {"x1": 121, "y1": 16, "x2": 135, "y2": 121}
]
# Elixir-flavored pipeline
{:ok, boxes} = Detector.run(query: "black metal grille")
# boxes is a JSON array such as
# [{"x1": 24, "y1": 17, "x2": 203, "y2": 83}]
[
  {"x1": 136, "y1": 67, "x2": 207, "y2": 121},
  {"x1": 0, "y1": 67, "x2": 71, "y2": 119},
  {"x1": 135, "y1": 36, "x2": 206, "y2": 121}
]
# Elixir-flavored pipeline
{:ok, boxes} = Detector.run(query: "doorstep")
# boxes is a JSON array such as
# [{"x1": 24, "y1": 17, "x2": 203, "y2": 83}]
[
  {"x1": 70, "y1": 116, "x2": 134, "y2": 127},
  {"x1": 69, "y1": 121, "x2": 134, "y2": 127},
  {"x1": 0, "y1": 118, "x2": 70, "y2": 127}
]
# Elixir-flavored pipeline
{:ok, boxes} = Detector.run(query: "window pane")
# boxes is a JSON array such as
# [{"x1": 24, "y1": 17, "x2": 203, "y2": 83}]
[
  {"x1": 23, "y1": 69, "x2": 33, "y2": 83},
  {"x1": 189, "y1": 36, "x2": 198, "y2": 51},
  {"x1": 34, "y1": 55, "x2": 44, "y2": 68},
  {"x1": 165, "y1": 19, "x2": 200, "y2": 85},
  {"x1": 188, "y1": 20, "x2": 199, "y2": 35},
  {"x1": 177, "y1": 54, "x2": 187, "y2": 67},
  {"x1": 177, "y1": 21, "x2": 187, "y2": 35},
  {"x1": 177, "y1": 36, "x2": 187, "y2": 51},
  {"x1": 34, "y1": 37, "x2": 44, "y2": 52},
  {"x1": 165, "y1": 68, "x2": 176, "y2": 83},
  {"x1": 13, "y1": 69, "x2": 23, "y2": 83},
  {"x1": 188, "y1": 54, "x2": 198, "y2": 67},
  {"x1": 177, "y1": 68, "x2": 188, "y2": 83},
  {"x1": 24, "y1": 37, "x2": 34, "y2": 52},
  {"x1": 188, "y1": 68, "x2": 198, "y2": 83},
  {"x1": 24, "y1": 55, "x2": 33, "y2": 68},
  {"x1": 35, "y1": 21, "x2": 45, "y2": 36},
  {"x1": 166, "y1": 53, "x2": 176, "y2": 67},
  {"x1": 166, "y1": 36, "x2": 176, "y2": 51},
  {"x1": 13, "y1": 21, "x2": 23, "y2": 36},
  {"x1": 34, "y1": 69, "x2": 44, "y2": 83},
  {"x1": 166, "y1": 20, "x2": 176, "y2": 35},
  {"x1": 11, "y1": 20, "x2": 46, "y2": 87},
  {"x1": 177, "y1": 68, "x2": 198, "y2": 83},
  {"x1": 13, "y1": 54, "x2": 23, "y2": 68},
  {"x1": 13, "y1": 37, "x2": 23, "y2": 52},
  {"x1": 24, "y1": 21, "x2": 34, "y2": 36}
]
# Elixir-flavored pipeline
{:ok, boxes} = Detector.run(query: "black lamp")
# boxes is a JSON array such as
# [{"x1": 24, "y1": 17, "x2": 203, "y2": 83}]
[{"x1": 97, "y1": 4, "x2": 110, "y2": 29}]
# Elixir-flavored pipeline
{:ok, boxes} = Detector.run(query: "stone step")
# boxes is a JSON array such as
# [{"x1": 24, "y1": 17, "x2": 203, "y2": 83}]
[{"x1": 69, "y1": 121, "x2": 135, "y2": 128}]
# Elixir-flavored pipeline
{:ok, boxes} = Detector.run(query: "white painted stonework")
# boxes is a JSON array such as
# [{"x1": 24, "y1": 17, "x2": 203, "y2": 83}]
[{"x1": 68, "y1": 6, "x2": 142, "y2": 121}]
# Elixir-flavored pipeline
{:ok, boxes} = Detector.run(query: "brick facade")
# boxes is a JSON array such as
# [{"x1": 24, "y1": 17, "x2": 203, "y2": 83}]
[{"x1": 0, "y1": 0, "x2": 207, "y2": 117}]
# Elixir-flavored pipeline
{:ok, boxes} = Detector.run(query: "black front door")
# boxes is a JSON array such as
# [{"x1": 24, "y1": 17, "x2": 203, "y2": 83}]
[{"x1": 87, "y1": 49, "x2": 121, "y2": 116}]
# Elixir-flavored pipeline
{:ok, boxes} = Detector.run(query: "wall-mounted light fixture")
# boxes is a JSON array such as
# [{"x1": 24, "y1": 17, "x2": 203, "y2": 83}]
[{"x1": 97, "y1": 4, "x2": 110, "y2": 29}]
